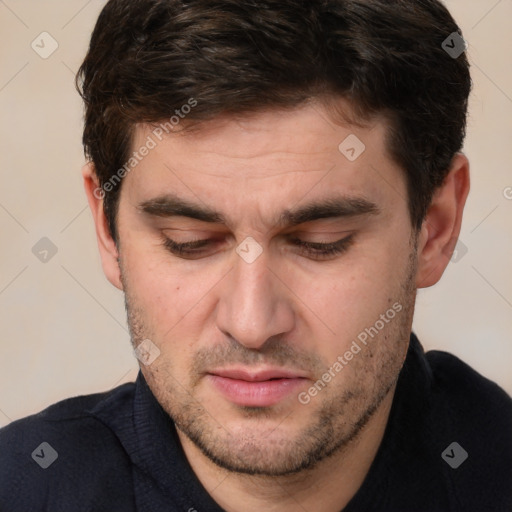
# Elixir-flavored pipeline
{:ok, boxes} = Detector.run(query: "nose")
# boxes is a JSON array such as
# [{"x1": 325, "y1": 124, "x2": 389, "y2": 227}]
[{"x1": 215, "y1": 246, "x2": 295, "y2": 350}]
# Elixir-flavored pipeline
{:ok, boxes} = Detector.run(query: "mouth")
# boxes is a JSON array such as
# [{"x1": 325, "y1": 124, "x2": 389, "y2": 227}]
[{"x1": 206, "y1": 367, "x2": 309, "y2": 407}]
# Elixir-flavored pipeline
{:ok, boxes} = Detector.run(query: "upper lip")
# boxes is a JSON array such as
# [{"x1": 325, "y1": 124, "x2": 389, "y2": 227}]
[{"x1": 208, "y1": 367, "x2": 308, "y2": 382}]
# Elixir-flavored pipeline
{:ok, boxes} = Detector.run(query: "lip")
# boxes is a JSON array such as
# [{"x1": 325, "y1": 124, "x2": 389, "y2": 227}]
[{"x1": 206, "y1": 367, "x2": 308, "y2": 407}]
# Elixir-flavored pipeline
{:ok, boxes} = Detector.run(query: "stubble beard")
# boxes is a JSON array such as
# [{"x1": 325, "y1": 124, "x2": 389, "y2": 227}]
[{"x1": 121, "y1": 241, "x2": 418, "y2": 477}]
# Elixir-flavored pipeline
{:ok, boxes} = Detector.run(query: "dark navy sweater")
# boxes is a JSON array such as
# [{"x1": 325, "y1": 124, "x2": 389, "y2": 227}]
[{"x1": 1, "y1": 334, "x2": 511, "y2": 511}]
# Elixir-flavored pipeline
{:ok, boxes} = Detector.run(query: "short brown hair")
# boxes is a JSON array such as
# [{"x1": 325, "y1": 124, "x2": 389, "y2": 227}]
[{"x1": 77, "y1": 0, "x2": 471, "y2": 240}]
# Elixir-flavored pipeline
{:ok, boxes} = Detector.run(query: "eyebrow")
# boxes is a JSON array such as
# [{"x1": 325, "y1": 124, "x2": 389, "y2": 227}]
[{"x1": 138, "y1": 193, "x2": 380, "y2": 229}]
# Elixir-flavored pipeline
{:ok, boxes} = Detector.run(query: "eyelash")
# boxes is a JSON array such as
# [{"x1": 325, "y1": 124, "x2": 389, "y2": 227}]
[
  {"x1": 162, "y1": 235, "x2": 354, "y2": 260},
  {"x1": 291, "y1": 236, "x2": 354, "y2": 258}
]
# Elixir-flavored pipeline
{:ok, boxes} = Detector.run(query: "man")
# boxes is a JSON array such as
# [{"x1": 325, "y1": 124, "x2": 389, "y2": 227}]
[{"x1": 1, "y1": 0, "x2": 511, "y2": 510}]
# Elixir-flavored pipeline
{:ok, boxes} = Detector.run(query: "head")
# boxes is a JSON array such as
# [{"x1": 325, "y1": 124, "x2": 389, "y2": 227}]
[{"x1": 79, "y1": 0, "x2": 471, "y2": 476}]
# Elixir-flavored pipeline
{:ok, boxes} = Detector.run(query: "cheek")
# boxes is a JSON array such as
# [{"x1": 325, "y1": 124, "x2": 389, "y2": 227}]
[
  {"x1": 122, "y1": 241, "x2": 226, "y2": 359},
  {"x1": 290, "y1": 242, "x2": 409, "y2": 354},
  {"x1": 121, "y1": 241, "x2": 188, "y2": 329}
]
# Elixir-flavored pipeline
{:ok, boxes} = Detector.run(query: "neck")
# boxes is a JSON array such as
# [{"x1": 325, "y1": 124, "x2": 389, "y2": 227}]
[{"x1": 177, "y1": 383, "x2": 396, "y2": 512}]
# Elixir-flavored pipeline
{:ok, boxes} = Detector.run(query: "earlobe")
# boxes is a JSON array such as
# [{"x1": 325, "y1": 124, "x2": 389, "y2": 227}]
[
  {"x1": 415, "y1": 153, "x2": 470, "y2": 289},
  {"x1": 82, "y1": 163, "x2": 124, "y2": 291}
]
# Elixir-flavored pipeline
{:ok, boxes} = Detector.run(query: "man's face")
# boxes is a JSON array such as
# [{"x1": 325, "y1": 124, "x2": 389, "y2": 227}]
[{"x1": 116, "y1": 103, "x2": 417, "y2": 476}]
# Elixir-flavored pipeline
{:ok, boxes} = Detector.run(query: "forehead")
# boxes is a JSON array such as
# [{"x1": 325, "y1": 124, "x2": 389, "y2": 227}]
[
  {"x1": 134, "y1": 102, "x2": 387, "y2": 162},
  {"x1": 122, "y1": 103, "x2": 406, "y2": 227}
]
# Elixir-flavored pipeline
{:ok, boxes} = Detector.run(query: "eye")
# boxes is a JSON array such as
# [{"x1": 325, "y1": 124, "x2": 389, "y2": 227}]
[
  {"x1": 162, "y1": 234, "x2": 355, "y2": 261},
  {"x1": 162, "y1": 237, "x2": 212, "y2": 258},
  {"x1": 289, "y1": 235, "x2": 354, "y2": 260}
]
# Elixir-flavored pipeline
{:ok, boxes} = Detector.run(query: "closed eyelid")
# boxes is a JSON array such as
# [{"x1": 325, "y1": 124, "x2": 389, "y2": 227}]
[
  {"x1": 161, "y1": 230, "x2": 353, "y2": 245},
  {"x1": 161, "y1": 233, "x2": 355, "y2": 260}
]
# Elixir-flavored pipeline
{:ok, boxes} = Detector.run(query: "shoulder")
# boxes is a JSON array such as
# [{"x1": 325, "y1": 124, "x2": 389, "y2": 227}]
[
  {"x1": 0, "y1": 382, "x2": 136, "y2": 445},
  {"x1": 425, "y1": 348, "x2": 512, "y2": 510},
  {"x1": 0, "y1": 383, "x2": 136, "y2": 512},
  {"x1": 426, "y1": 348, "x2": 512, "y2": 420}
]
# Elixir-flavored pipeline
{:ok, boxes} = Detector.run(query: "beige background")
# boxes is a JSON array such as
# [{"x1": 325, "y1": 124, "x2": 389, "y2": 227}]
[{"x1": 0, "y1": 0, "x2": 511, "y2": 426}]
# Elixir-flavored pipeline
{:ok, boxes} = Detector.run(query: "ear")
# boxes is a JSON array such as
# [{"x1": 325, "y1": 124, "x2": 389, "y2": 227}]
[
  {"x1": 416, "y1": 153, "x2": 470, "y2": 288},
  {"x1": 82, "y1": 163, "x2": 123, "y2": 291}
]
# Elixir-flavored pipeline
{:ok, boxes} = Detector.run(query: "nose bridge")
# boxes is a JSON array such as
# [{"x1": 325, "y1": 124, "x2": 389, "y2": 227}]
[{"x1": 216, "y1": 248, "x2": 293, "y2": 349}]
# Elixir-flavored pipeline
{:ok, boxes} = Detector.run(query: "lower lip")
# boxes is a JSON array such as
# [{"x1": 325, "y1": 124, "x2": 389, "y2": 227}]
[{"x1": 207, "y1": 375, "x2": 307, "y2": 407}]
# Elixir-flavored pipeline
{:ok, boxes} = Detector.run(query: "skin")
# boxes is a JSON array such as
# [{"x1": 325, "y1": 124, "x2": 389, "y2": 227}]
[{"x1": 83, "y1": 101, "x2": 469, "y2": 512}]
